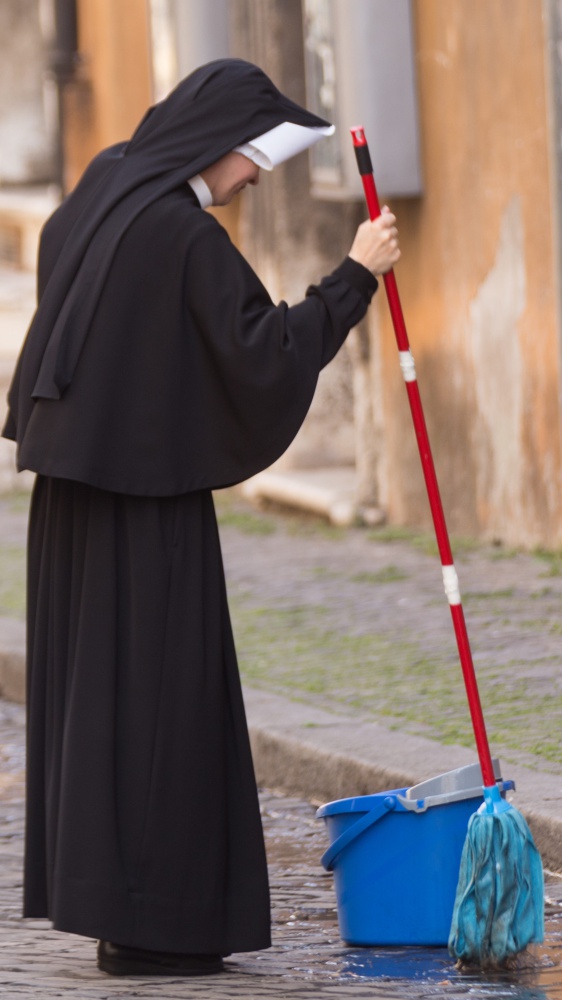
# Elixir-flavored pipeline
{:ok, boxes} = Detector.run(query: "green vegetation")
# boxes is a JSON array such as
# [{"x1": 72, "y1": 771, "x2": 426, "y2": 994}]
[
  {"x1": 231, "y1": 594, "x2": 562, "y2": 767},
  {"x1": 216, "y1": 508, "x2": 277, "y2": 536},
  {"x1": 463, "y1": 588, "x2": 515, "y2": 602},
  {"x1": 0, "y1": 544, "x2": 26, "y2": 619},
  {"x1": 489, "y1": 545, "x2": 520, "y2": 561},
  {"x1": 367, "y1": 525, "x2": 485, "y2": 560},
  {"x1": 534, "y1": 547, "x2": 562, "y2": 578},
  {"x1": 213, "y1": 491, "x2": 277, "y2": 535},
  {"x1": 5, "y1": 492, "x2": 31, "y2": 515},
  {"x1": 367, "y1": 524, "x2": 438, "y2": 556},
  {"x1": 350, "y1": 566, "x2": 408, "y2": 584},
  {"x1": 218, "y1": 497, "x2": 562, "y2": 769}
]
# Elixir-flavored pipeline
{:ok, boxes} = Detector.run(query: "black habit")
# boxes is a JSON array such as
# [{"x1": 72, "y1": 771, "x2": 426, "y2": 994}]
[{"x1": 3, "y1": 60, "x2": 378, "y2": 954}]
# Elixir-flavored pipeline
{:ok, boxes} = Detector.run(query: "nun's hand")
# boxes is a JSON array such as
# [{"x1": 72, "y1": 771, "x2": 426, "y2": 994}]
[{"x1": 348, "y1": 207, "x2": 400, "y2": 275}]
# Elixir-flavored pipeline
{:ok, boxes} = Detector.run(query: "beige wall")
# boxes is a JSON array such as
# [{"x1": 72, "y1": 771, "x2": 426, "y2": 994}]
[
  {"x1": 0, "y1": 0, "x2": 56, "y2": 184},
  {"x1": 58, "y1": 0, "x2": 562, "y2": 546},
  {"x1": 373, "y1": 0, "x2": 562, "y2": 546},
  {"x1": 230, "y1": 0, "x2": 364, "y2": 474},
  {"x1": 64, "y1": 0, "x2": 153, "y2": 191},
  {"x1": 63, "y1": 1, "x2": 242, "y2": 238}
]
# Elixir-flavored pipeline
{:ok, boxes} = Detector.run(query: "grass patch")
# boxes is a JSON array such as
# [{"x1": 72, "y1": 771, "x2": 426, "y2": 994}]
[
  {"x1": 367, "y1": 526, "x2": 482, "y2": 559},
  {"x1": 5, "y1": 491, "x2": 31, "y2": 515},
  {"x1": 534, "y1": 547, "x2": 562, "y2": 577},
  {"x1": 367, "y1": 525, "x2": 421, "y2": 544},
  {"x1": 311, "y1": 566, "x2": 339, "y2": 580},
  {"x1": 214, "y1": 490, "x2": 349, "y2": 540},
  {"x1": 463, "y1": 589, "x2": 515, "y2": 602},
  {"x1": 231, "y1": 595, "x2": 562, "y2": 767},
  {"x1": 209, "y1": 496, "x2": 562, "y2": 767},
  {"x1": 287, "y1": 519, "x2": 347, "y2": 541},
  {"x1": 489, "y1": 546, "x2": 519, "y2": 561},
  {"x1": 350, "y1": 566, "x2": 408, "y2": 584},
  {"x1": 217, "y1": 509, "x2": 276, "y2": 536},
  {"x1": 0, "y1": 544, "x2": 26, "y2": 619},
  {"x1": 213, "y1": 492, "x2": 277, "y2": 536},
  {"x1": 367, "y1": 525, "x2": 437, "y2": 556}
]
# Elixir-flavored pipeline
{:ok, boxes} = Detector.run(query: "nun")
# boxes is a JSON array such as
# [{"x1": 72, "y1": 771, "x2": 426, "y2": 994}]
[{"x1": 3, "y1": 59, "x2": 400, "y2": 977}]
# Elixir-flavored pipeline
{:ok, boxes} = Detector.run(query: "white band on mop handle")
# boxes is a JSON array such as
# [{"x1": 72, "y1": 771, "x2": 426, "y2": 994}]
[
  {"x1": 399, "y1": 350, "x2": 417, "y2": 382},
  {"x1": 442, "y1": 564, "x2": 461, "y2": 605}
]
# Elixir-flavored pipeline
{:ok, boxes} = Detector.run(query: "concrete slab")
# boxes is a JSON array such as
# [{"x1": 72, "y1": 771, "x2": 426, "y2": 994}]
[{"x1": 241, "y1": 466, "x2": 384, "y2": 526}]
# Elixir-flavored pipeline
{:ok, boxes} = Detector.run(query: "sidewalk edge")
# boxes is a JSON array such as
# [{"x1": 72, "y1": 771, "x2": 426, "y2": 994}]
[{"x1": 248, "y1": 726, "x2": 562, "y2": 873}]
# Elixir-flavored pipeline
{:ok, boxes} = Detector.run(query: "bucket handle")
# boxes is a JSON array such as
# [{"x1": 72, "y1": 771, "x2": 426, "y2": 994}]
[{"x1": 320, "y1": 796, "x2": 396, "y2": 872}]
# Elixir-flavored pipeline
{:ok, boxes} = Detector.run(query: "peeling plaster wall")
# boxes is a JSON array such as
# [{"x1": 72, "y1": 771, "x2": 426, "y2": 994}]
[
  {"x1": 375, "y1": 0, "x2": 562, "y2": 547},
  {"x1": 468, "y1": 196, "x2": 526, "y2": 537},
  {"x1": 0, "y1": 0, "x2": 55, "y2": 184},
  {"x1": 63, "y1": 0, "x2": 152, "y2": 192},
  {"x1": 230, "y1": 0, "x2": 361, "y2": 472}
]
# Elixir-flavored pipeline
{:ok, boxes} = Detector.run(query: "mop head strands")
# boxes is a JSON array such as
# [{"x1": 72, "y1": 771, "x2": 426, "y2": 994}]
[{"x1": 448, "y1": 783, "x2": 544, "y2": 968}]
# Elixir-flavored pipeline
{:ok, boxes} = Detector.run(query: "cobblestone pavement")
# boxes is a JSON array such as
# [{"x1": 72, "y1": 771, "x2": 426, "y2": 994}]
[
  {"x1": 1, "y1": 699, "x2": 562, "y2": 1000},
  {"x1": 219, "y1": 502, "x2": 562, "y2": 692}
]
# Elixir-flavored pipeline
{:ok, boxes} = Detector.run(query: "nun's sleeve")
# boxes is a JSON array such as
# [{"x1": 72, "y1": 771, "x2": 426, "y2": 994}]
[
  {"x1": 301, "y1": 256, "x2": 378, "y2": 367},
  {"x1": 184, "y1": 220, "x2": 378, "y2": 382}
]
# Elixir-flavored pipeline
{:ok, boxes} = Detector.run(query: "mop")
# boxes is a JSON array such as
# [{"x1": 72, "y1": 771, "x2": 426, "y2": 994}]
[{"x1": 350, "y1": 127, "x2": 544, "y2": 967}]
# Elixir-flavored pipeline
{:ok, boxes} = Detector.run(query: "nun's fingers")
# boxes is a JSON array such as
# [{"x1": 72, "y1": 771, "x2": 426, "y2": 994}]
[{"x1": 348, "y1": 215, "x2": 401, "y2": 275}]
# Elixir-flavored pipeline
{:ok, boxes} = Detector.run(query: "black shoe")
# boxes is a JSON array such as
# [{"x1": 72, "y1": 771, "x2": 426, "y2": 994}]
[{"x1": 97, "y1": 940, "x2": 224, "y2": 977}]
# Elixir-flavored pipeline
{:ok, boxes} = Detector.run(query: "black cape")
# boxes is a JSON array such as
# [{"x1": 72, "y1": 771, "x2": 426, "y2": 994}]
[
  {"x1": 2, "y1": 57, "x2": 374, "y2": 495},
  {"x1": 5, "y1": 183, "x2": 376, "y2": 494}
]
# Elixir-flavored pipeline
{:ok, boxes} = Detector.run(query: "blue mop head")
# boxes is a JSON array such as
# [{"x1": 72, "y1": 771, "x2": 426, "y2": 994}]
[{"x1": 448, "y1": 784, "x2": 544, "y2": 967}]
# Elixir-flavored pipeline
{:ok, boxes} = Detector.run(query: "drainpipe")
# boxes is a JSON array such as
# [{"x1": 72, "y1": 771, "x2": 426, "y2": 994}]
[
  {"x1": 42, "y1": 0, "x2": 79, "y2": 195},
  {"x1": 543, "y1": 0, "x2": 562, "y2": 462}
]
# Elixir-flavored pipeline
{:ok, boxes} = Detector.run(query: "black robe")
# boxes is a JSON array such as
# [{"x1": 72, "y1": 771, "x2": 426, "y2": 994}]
[
  {"x1": 25, "y1": 478, "x2": 272, "y2": 954},
  {"x1": 5, "y1": 186, "x2": 375, "y2": 494},
  {"x1": 3, "y1": 60, "x2": 378, "y2": 954}
]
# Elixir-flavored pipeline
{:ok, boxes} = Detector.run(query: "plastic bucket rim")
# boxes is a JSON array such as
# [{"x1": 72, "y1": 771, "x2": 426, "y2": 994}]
[{"x1": 316, "y1": 779, "x2": 513, "y2": 819}]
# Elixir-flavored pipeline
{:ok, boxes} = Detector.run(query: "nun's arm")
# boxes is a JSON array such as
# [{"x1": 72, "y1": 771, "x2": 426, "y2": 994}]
[{"x1": 184, "y1": 220, "x2": 378, "y2": 381}]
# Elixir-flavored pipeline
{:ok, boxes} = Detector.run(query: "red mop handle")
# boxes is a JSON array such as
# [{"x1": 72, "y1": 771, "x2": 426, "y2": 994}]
[{"x1": 350, "y1": 126, "x2": 496, "y2": 788}]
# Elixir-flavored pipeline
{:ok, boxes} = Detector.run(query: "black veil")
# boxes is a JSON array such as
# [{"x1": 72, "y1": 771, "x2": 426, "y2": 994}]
[{"x1": 6, "y1": 59, "x2": 330, "y2": 424}]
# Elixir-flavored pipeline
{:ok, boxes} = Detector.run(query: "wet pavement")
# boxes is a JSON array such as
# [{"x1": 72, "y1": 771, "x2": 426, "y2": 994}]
[{"x1": 0, "y1": 699, "x2": 562, "y2": 999}]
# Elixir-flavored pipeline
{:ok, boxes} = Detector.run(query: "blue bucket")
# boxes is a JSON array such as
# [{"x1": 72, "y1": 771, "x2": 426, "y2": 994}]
[{"x1": 317, "y1": 762, "x2": 513, "y2": 946}]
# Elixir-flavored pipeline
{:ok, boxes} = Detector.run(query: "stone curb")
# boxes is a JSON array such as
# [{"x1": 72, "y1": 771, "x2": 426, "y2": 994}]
[
  {"x1": 244, "y1": 688, "x2": 562, "y2": 874},
  {"x1": 248, "y1": 725, "x2": 562, "y2": 874},
  {"x1": 3, "y1": 645, "x2": 562, "y2": 872}
]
